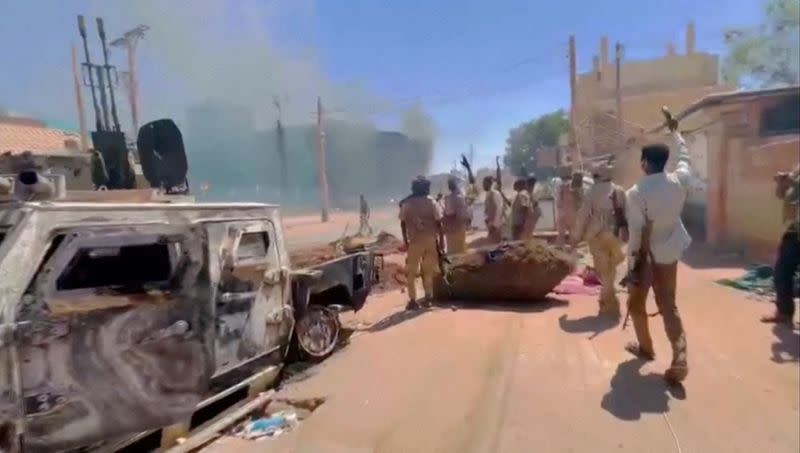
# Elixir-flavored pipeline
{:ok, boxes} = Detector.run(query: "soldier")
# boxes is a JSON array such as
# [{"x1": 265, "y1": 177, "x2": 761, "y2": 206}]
[
  {"x1": 761, "y1": 164, "x2": 800, "y2": 325},
  {"x1": 554, "y1": 166, "x2": 580, "y2": 247},
  {"x1": 511, "y1": 179, "x2": 531, "y2": 240},
  {"x1": 571, "y1": 162, "x2": 626, "y2": 319},
  {"x1": 442, "y1": 177, "x2": 470, "y2": 253},
  {"x1": 358, "y1": 194, "x2": 372, "y2": 236},
  {"x1": 623, "y1": 107, "x2": 696, "y2": 385},
  {"x1": 525, "y1": 176, "x2": 542, "y2": 237},
  {"x1": 399, "y1": 176, "x2": 445, "y2": 310},
  {"x1": 482, "y1": 176, "x2": 505, "y2": 243}
]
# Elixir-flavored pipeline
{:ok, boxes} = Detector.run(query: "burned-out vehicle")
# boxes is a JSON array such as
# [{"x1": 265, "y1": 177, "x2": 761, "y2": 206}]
[{"x1": 0, "y1": 175, "x2": 379, "y2": 452}]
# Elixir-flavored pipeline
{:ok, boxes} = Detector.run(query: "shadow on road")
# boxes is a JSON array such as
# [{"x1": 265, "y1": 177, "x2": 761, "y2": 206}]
[
  {"x1": 601, "y1": 359, "x2": 686, "y2": 421},
  {"x1": 558, "y1": 313, "x2": 619, "y2": 339},
  {"x1": 771, "y1": 324, "x2": 800, "y2": 363},
  {"x1": 681, "y1": 243, "x2": 747, "y2": 270},
  {"x1": 360, "y1": 308, "x2": 428, "y2": 333},
  {"x1": 442, "y1": 296, "x2": 569, "y2": 314}
]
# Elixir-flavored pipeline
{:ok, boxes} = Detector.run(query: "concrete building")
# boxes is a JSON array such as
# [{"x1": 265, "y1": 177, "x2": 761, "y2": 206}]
[
  {"x1": 653, "y1": 86, "x2": 800, "y2": 262},
  {"x1": 573, "y1": 22, "x2": 736, "y2": 161}
]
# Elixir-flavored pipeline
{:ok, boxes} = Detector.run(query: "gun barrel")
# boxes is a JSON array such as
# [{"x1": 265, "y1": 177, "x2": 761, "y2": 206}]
[
  {"x1": 77, "y1": 15, "x2": 102, "y2": 131},
  {"x1": 97, "y1": 17, "x2": 121, "y2": 132}
]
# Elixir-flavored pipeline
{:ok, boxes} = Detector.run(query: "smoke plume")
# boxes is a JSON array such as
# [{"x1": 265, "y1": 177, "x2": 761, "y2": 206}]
[{"x1": 83, "y1": 0, "x2": 435, "y2": 207}]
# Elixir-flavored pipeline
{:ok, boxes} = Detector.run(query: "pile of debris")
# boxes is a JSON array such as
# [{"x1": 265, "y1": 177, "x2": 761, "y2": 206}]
[
  {"x1": 289, "y1": 231, "x2": 407, "y2": 293},
  {"x1": 289, "y1": 245, "x2": 344, "y2": 269},
  {"x1": 433, "y1": 240, "x2": 573, "y2": 301}
]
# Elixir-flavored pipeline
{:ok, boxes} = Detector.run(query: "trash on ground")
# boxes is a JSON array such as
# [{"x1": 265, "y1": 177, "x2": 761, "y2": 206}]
[
  {"x1": 716, "y1": 264, "x2": 799, "y2": 300},
  {"x1": 231, "y1": 397, "x2": 326, "y2": 441},
  {"x1": 716, "y1": 264, "x2": 776, "y2": 298},
  {"x1": 237, "y1": 412, "x2": 296, "y2": 440}
]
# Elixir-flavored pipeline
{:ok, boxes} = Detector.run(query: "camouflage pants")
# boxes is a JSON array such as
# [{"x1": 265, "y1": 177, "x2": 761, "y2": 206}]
[
  {"x1": 556, "y1": 212, "x2": 576, "y2": 246},
  {"x1": 588, "y1": 232, "x2": 624, "y2": 316},
  {"x1": 445, "y1": 228, "x2": 467, "y2": 254},
  {"x1": 405, "y1": 238, "x2": 439, "y2": 301}
]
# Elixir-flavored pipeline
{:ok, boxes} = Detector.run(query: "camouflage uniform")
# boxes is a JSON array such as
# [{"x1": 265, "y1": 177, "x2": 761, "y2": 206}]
[
  {"x1": 400, "y1": 195, "x2": 443, "y2": 302},
  {"x1": 574, "y1": 163, "x2": 625, "y2": 317},
  {"x1": 768, "y1": 164, "x2": 800, "y2": 323},
  {"x1": 511, "y1": 186, "x2": 532, "y2": 240},
  {"x1": 554, "y1": 166, "x2": 581, "y2": 247},
  {"x1": 484, "y1": 188, "x2": 504, "y2": 243},
  {"x1": 443, "y1": 190, "x2": 470, "y2": 253}
]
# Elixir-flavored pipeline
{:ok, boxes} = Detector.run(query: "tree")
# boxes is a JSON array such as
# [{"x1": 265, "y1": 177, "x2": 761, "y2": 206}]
[
  {"x1": 503, "y1": 110, "x2": 570, "y2": 177},
  {"x1": 722, "y1": 0, "x2": 800, "y2": 88}
]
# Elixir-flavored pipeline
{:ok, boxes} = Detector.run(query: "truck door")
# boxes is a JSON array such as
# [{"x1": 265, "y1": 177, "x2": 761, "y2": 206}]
[
  {"x1": 208, "y1": 220, "x2": 291, "y2": 375},
  {"x1": 15, "y1": 225, "x2": 214, "y2": 452}
]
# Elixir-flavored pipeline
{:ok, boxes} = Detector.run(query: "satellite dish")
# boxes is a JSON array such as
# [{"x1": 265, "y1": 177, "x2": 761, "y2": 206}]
[{"x1": 137, "y1": 119, "x2": 189, "y2": 193}]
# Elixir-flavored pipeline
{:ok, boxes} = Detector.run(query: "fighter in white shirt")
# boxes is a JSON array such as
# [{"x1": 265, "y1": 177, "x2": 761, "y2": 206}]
[{"x1": 623, "y1": 107, "x2": 693, "y2": 386}]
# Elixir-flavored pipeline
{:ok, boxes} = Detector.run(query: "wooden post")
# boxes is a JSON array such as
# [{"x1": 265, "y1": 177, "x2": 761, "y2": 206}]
[
  {"x1": 615, "y1": 42, "x2": 624, "y2": 149},
  {"x1": 568, "y1": 35, "x2": 579, "y2": 167},
  {"x1": 317, "y1": 97, "x2": 331, "y2": 222},
  {"x1": 71, "y1": 43, "x2": 89, "y2": 152},
  {"x1": 127, "y1": 42, "x2": 140, "y2": 134}
]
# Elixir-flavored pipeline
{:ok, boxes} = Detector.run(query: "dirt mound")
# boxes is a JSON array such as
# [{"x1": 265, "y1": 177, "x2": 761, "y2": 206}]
[
  {"x1": 433, "y1": 240, "x2": 573, "y2": 301},
  {"x1": 290, "y1": 246, "x2": 345, "y2": 269},
  {"x1": 372, "y1": 231, "x2": 404, "y2": 254}
]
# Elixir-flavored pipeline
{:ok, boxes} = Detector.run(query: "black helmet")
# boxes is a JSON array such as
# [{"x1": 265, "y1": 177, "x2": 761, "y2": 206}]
[{"x1": 411, "y1": 176, "x2": 431, "y2": 196}]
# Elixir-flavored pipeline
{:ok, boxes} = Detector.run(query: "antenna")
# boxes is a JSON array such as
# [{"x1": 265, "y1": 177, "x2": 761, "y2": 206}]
[
  {"x1": 97, "y1": 18, "x2": 121, "y2": 132},
  {"x1": 77, "y1": 15, "x2": 103, "y2": 131}
]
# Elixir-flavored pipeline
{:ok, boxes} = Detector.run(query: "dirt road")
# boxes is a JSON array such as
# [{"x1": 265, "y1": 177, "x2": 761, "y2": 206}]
[
  {"x1": 206, "y1": 223, "x2": 800, "y2": 453},
  {"x1": 283, "y1": 210, "x2": 400, "y2": 250}
]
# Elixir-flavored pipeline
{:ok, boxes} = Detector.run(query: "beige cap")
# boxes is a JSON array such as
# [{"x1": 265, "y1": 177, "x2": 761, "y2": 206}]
[{"x1": 592, "y1": 162, "x2": 613, "y2": 181}]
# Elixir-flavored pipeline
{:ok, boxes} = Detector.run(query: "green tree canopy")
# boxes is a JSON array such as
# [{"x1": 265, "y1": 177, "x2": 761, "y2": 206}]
[
  {"x1": 503, "y1": 110, "x2": 570, "y2": 177},
  {"x1": 722, "y1": 0, "x2": 800, "y2": 88}
]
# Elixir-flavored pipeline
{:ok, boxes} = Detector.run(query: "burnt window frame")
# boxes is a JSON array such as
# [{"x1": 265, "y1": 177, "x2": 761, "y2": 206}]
[
  {"x1": 34, "y1": 228, "x2": 191, "y2": 301},
  {"x1": 230, "y1": 223, "x2": 275, "y2": 268},
  {"x1": 759, "y1": 95, "x2": 800, "y2": 137}
]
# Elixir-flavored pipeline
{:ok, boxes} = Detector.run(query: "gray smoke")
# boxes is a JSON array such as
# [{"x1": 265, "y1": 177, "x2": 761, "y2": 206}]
[{"x1": 82, "y1": 0, "x2": 435, "y2": 206}]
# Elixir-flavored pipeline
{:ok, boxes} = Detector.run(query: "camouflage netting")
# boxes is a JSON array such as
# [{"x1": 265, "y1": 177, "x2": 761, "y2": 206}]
[{"x1": 433, "y1": 240, "x2": 573, "y2": 301}]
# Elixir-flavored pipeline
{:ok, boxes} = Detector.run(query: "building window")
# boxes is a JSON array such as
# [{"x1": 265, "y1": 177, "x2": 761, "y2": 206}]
[
  {"x1": 56, "y1": 242, "x2": 176, "y2": 292},
  {"x1": 760, "y1": 95, "x2": 800, "y2": 137}
]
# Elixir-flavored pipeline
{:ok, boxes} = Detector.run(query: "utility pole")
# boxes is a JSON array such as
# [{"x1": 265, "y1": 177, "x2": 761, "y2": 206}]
[
  {"x1": 316, "y1": 97, "x2": 331, "y2": 222},
  {"x1": 615, "y1": 42, "x2": 624, "y2": 149},
  {"x1": 111, "y1": 25, "x2": 148, "y2": 134},
  {"x1": 71, "y1": 43, "x2": 89, "y2": 152},
  {"x1": 568, "y1": 34, "x2": 578, "y2": 168},
  {"x1": 273, "y1": 96, "x2": 288, "y2": 200}
]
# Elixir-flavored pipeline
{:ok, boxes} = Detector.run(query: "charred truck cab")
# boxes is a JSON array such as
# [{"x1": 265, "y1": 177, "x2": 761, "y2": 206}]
[
  {"x1": 0, "y1": 16, "x2": 377, "y2": 450},
  {"x1": 0, "y1": 192, "x2": 378, "y2": 452}
]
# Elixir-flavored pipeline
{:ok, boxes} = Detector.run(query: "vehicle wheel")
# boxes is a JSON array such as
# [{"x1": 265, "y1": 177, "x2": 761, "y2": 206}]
[{"x1": 294, "y1": 305, "x2": 340, "y2": 362}]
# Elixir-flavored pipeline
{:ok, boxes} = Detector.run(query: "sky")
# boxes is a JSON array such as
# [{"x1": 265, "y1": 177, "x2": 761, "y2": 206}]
[{"x1": 0, "y1": 0, "x2": 765, "y2": 172}]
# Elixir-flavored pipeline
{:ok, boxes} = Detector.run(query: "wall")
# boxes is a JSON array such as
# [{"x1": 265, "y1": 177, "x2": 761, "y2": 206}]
[{"x1": 704, "y1": 95, "x2": 800, "y2": 262}]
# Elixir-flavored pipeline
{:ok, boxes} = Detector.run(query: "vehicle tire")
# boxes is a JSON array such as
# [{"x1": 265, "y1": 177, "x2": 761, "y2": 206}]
[{"x1": 293, "y1": 305, "x2": 341, "y2": 362}]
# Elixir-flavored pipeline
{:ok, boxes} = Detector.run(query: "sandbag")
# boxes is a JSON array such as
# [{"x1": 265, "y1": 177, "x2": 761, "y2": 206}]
[{"x1": 433, "y1": 240, "x2": 572, "y2": 301}]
